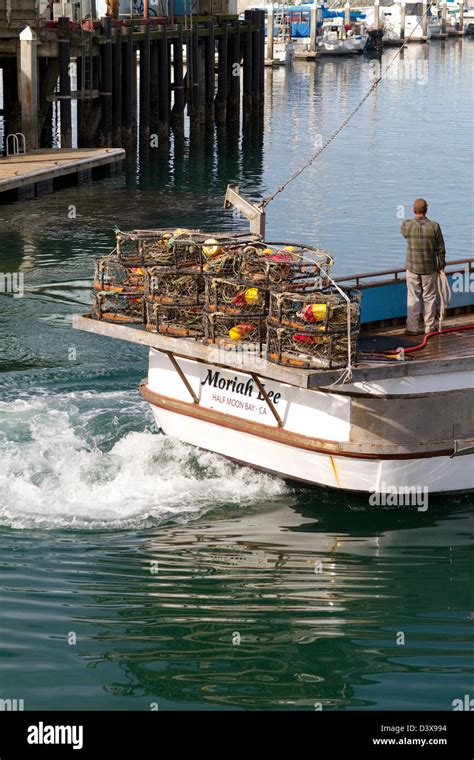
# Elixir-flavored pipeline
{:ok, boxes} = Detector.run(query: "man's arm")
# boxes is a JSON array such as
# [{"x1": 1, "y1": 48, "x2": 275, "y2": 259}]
[
  {"x1": 401, "y1": 220, "x2": 410, "y2": 238},
  {"x1": 435, "y1": 224, "x2": 446, "y2": 269}
]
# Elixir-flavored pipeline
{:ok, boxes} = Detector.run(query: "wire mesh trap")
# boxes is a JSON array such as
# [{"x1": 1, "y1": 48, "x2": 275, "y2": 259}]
[
  {"x1": 205, "y1": 277, "x2": 268, "y2": 316},
  {"x1": 92, "y1": 291, "x2": 144, "y2": 324},
  {"x1": 145, "y1": 267, "x2": 205, "y2": 306},
  {"x1": 204, "y1": 312, "x2": 267, "y2": 352},
  {"x1": 93, "y1": 256, "x2": 145, "y2": 293},
  {"x1": 144, "y1": 301, "x2": 204, "y2": 338},
  {"x1": 266, "y1": 287, "x2": 361, "y2": 369}
]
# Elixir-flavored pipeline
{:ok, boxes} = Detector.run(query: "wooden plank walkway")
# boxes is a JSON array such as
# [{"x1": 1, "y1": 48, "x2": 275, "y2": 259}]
[{"x1": 0, "y1": 148, "x2": 125, "y2": 194}]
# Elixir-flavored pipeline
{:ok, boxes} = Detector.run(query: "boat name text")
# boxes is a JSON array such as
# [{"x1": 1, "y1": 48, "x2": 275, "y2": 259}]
[{"x1": 201, "y1": 370, "x2": 281, "y2": 404}]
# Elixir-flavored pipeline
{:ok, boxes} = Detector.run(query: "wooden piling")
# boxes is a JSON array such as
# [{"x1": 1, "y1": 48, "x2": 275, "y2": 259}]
[
  {"x1": 190, "y1": 24, "x2": 200, "y2": 128},
  {"x1": 243, "y1": 12, "x2": 253, "y2": 121},
  {"x1": 100, "y1": 16, "x2": 113, "y2": 147},
  {"x1": 58, "y1": 18, "x2": 72, "y2": 149},
  {"x1": 171, "y1": 26, "x2": 185, "y2": 138},
  {"x1": 228, "y1": 21, "x2": 240, "y2": 123},
  {"x1": 258, "y1": 10, "x2": 264, "y2": 111},
  {"x1": 205, "y1": 21, "x2": 215, "y2": 124},
  {"x1": 150, "y1": 37, "x2": 160, "y2": 140},
  {"x1": 422, "y1": 1, "x2": 429, "y2": 39},
  {"x1": 266, "y1": 8, "x2": 274, "y2": 61},
  {"x1": 374, "y1": 0, "x2": 380, "y2": 30},
  {"x1": 121, "y1": 25, "x2": 135, "y2": 148},
  {"x1": 158, "y1": 25, "x2": 169, "y2": 140},
  {"x1": 140, "y1": 24, "x2": 151, "y2": 145},
  {"x1": 441, "y1": 1, "x2": 448, "y2": 36},
  {"x1": 400, "y1": 1, "x2": 406, "y2": 42},
  {"x1": 310, "y1": 7, "x2": 317, "y2": 53},
  {"x1": 215, "y1": 21, "x2": 228, "y2": 126},
  {"x1": 18, "y1": 27, "x2": 38, "y2": 150},
  {"x1": 251, "y1": 11, "x2": 261, "y2": 113},
  {"x1": 112, "y1": 28, "x2": 122, "y2": 147},
  {"x1": 344, "y1": 1, "x2": 351, "y2": 28}
]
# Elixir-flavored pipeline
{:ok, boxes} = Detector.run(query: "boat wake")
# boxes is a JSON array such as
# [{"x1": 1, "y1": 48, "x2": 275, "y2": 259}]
[{"x1": 0, "y1": 391, "x2": 287, "y2": 531}]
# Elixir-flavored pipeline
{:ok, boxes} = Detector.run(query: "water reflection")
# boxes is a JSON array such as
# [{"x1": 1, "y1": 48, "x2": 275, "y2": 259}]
[{"x1": 52, "y1": 495, "x2": 473, "y2": 710}]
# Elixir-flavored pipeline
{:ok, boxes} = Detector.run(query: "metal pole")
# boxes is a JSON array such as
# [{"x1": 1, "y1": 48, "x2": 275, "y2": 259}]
[{"x1": 400, "y1": 1, "x2": 406, "y2": 42}]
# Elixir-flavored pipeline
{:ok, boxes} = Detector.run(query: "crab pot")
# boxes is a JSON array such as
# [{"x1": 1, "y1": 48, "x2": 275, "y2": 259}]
[
  {"x1": 266, "y1": 320, "x2": 359, "y2": 370},
  {"x1": 116, "y1": 229, "x2": 176, "y2": 267},
  {"x1": 205, "y1": 277, "x2": 268, "y2": 316},
  {"x1": 269, "y1": 287, "x2": 361, "y2": 331},
  {"x1": 93, "y1": 257, "x2": 145, "y2": 292},
  {"x1": 144, "y1": 300, "x2": 204, "y2": 338},
  {"x1": 145, "y1": 267, "x2": 205, "y2": 305},
  {"x1": 203, "y1": 311, "x2": 266, "y2": 352},
  {"x1": 240, "y1": 244, "x2": 334, "y2": 290},
  {"x1": 92, "y1": 291, "x2": 144, "y2": 324}
]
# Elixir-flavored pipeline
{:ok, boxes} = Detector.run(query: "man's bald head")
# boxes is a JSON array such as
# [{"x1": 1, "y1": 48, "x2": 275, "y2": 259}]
[{"x1": 413, "y1": 198, "x2": 428, "y2": 215}]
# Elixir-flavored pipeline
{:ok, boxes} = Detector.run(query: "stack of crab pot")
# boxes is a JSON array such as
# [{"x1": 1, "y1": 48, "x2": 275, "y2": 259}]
[
  {"x1": 266, "y1": 286, "x2": 361, "y2": 369},
  {"x1": 203, "y1": 241, "x2": 334, "y2": 353}
]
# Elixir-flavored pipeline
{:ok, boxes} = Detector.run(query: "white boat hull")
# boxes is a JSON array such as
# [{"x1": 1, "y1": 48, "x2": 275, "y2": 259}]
[
  {"x1": 317, "y1": 36, "x2": 367, "y2": 55},
  {"x1": 148, "y1": 402, "x2": 474, "y2": 495},
  {"x1": 143, "y1": 349, "x2": 474, "y2": 495}
]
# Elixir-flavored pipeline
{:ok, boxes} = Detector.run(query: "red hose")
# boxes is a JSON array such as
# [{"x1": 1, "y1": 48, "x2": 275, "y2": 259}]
[{"x1": 402, "y1": 324, "x2": 474, "y2": 354}]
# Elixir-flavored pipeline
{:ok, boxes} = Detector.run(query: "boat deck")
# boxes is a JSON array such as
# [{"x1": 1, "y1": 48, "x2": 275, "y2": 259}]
[
  {"x1": 359, "y1": 312, "x2": 474, "y2": 362},
  {"x1": 73, "y1": 310, "x2": 474, "y2": 391}
]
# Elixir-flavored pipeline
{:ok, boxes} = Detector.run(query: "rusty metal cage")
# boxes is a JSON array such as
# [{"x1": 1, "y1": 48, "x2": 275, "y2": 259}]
[
  {"x1": 92, "y1": 291, "x2": 144, "y2": 324},
  {"x1": 204, "y1": 311, "x2": 267, "y2": 352},
  {"x1": 93, "y1": 256, "x2": 145, "y2": 293},
  {"x1": 144, "y1": 267, "x2": 205, "y2": 306},
  {"x1": 116, "y1": 229, "x2": 263, "y2": 269},
  {"x1": 266, "y1": 287, "x2": 361, "y2": 369},
  {"x1": 269, "y1": 288, "x2": 361, "y2": 331},
  {"x1": 267, "y1": 322, "x2": 358, "y2": 369},
  {"x1": 144, "y1": 301, "x2": 204, "y2": 338},
  {"x1": 205, "y1": 277, "x2": 268, "y2": 316}
]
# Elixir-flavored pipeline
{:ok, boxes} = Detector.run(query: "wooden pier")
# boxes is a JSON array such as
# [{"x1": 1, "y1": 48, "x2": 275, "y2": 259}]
[
  {"x1": 0, "y1": 147, "x2": 125, "y2": 200},
  {"x1": 0, "y1": 4, "x2": 266, "y2": 155}
]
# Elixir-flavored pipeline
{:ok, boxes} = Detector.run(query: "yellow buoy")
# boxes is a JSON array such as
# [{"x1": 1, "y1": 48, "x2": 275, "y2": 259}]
[
  {"x1": 202, "y1": 238, "x2": 222, "y2": 257},
  {"x1": 229, "y1": 326, "x2": 242, "y2": 340},
  {"x1": 261, "y1": 247, "x2": 274, "y2": 256},
  {"x1": 244, "y1": 287, "x2": 259, "y2": 306}
]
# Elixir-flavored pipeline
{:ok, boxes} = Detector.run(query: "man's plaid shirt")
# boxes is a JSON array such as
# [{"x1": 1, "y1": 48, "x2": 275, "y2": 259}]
[{"x1": 401, "y1": 217, "x2": 446, "y2": 274}]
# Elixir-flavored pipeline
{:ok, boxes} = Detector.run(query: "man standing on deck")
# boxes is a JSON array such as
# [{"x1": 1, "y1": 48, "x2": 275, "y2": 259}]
[{"x1": 401, "y1": 198, "x2": 446, "y2": 335}]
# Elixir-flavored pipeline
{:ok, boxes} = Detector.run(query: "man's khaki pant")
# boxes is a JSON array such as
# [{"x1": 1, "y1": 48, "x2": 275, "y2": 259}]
[{"x1": 406, "y1": 271, "x2": 438, "y2": 333}]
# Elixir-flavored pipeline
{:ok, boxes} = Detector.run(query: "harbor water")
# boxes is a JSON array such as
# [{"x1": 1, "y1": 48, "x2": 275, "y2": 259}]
[{"x1": 0, "y1": 41, "x2": 473, "y2": 710}]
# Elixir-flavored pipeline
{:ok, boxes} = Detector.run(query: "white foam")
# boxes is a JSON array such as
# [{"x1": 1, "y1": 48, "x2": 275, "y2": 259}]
[{"x1": 0, "y1": 392, "x2": 287, "y2": 530}]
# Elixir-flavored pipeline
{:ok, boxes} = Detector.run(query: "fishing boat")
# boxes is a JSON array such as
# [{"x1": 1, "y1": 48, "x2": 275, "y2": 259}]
[
  {"x1": 318, "y1": 26, "x2": 367, "y2": 54},
  {"x1": 74, "y1": 188, "x2": 474, "y2": 496}
]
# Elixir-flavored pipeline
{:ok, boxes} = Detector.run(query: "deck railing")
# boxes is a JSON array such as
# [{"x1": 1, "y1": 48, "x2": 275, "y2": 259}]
[{"x1": 335, "y1": 258, "x2": 474, "y2": 288}]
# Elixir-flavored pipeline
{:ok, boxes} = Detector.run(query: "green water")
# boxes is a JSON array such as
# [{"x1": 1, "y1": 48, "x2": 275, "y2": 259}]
[{"x1": 0, "y1": 41, "x2": 473, "y2": 710}]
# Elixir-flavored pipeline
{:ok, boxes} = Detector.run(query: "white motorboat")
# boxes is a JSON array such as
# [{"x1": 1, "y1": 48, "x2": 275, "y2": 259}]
[{"x1": 318, "y1": 27, "x2": 367, "y2": 55}]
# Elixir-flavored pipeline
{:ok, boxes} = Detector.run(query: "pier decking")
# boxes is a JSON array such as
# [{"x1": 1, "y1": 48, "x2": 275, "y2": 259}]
[{"x1": 0, "y1": 147, "x2": 125, "y2": 199}]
